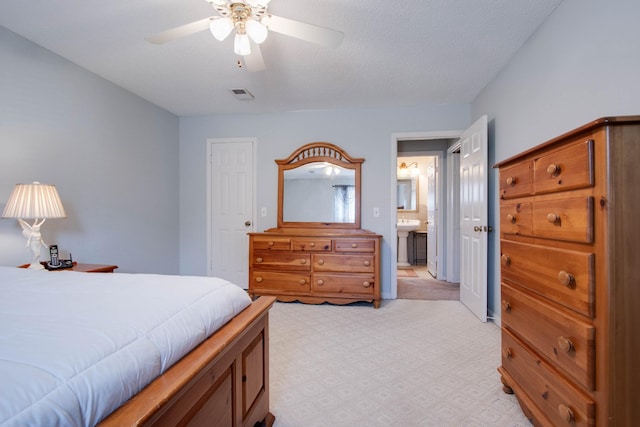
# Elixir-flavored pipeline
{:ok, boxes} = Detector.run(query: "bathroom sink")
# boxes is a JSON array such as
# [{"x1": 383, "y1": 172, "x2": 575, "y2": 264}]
[{"x1": 397, "y1": 219, "x2": 421, "y2": 232}]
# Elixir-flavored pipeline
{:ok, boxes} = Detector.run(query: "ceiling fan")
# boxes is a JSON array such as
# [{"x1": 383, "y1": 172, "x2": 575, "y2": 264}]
[{"x1": 146, "y1": 0, "x2": 345, "y2": 72}]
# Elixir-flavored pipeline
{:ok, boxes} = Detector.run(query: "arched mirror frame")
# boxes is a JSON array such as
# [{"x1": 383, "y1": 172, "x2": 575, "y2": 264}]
[{"x1": 276, "y1": 142, "x2": 364, "y2": 229}]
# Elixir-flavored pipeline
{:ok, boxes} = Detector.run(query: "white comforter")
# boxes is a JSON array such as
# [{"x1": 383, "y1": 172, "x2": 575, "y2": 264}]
[{"x1": 0, "y1": 266, "x2": 251, "y2": 427}]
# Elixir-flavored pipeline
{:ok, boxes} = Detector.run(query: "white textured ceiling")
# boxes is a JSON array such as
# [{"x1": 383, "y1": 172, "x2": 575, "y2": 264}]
[{"x1": 0, "y1": 0, "x2": 562, "y2": 116}]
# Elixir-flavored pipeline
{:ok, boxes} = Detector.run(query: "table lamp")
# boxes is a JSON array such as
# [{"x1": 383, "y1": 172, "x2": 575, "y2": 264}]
[{"x1": 2, "y1": 182, "x2": 67, "y2": 269}]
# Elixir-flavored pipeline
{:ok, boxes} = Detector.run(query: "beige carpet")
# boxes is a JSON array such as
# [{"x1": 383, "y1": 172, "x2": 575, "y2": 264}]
[{"x1": 268, "y1": 300, "x2": 530, "y2": 426}]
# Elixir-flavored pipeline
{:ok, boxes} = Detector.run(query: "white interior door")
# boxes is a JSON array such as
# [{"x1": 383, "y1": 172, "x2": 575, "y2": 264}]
[
  {"x1": 426, "y1": 157, "x2": 438, "y2": 277},
  {"x1": 208, "y1": 139, "x2": 254, "y2": 288},
  {"x1": 459, "y1": 116, "x2": 488, "y2": 322}
]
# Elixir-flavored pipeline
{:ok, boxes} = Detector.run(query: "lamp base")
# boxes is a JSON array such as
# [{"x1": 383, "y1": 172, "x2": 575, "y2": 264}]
[{"x1": 27, "y1": 262, "x2": 45, "y2": 270}]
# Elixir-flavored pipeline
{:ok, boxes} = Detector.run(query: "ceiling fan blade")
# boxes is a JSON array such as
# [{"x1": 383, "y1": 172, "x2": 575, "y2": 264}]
[
  {"x1": 243, "y1": 42, "x2": 266, "y2": 72},
  {"x1": 146, "y1": 17, "x2": 213, "y2": 44},
  {"x1": 262, "y1": 14, "x2": 344, "y2": 48}
]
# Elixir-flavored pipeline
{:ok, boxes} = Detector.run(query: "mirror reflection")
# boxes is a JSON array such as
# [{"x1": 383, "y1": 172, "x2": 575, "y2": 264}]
[
  {"x1": 397, "y1": 176, "x2": 418, "y2": 211},
  {"x1": 283, "y1": 162, "x2": 356, "y2": 223}
]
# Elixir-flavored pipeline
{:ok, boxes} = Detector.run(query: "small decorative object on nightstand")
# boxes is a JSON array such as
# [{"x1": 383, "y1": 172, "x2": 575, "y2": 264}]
[{"x1": 18, "y1": 262, "x2": 118, "y2": 273}]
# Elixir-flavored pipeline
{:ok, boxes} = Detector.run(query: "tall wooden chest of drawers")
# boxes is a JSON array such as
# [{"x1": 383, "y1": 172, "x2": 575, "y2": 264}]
[
  {"x1": 248, "y1": 228, "x2": 381, "y2": 308},
  {"x1": 495, "y1": 116, "x2": 640, "y2": 426}
]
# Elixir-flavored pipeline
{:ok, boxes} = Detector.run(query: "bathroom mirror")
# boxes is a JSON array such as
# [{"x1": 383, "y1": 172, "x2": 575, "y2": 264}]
[
  {"x1": 277, "y1": 142, "x2": 363, "y2": 229},
  {"x1": 397, "y1": 176, "x2": 418, "y2": 212}
]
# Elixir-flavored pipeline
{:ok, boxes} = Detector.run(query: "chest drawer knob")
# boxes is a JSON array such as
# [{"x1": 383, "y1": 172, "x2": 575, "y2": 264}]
[
  {"x1": 558, "y1": 270, "x2": 575, "y2": 287},
  {"x1": 362, "y1": 281, "x2": 372, "y2": 288},
  {"x1": 351, "y1": 243, "x2": 358, "y2": 248},
  {"x1": 299, "y1": 259, "x2": 307, "y2": 264},
  {"x1": 268, "y1": 241, "x2": 274, "y2": 246},
  {"x1": 506, "y1": 213, "x2": 516, "y2": 223},
  {"x1": 501, "y1": 347, "x2": 513, "y2": 360},
  {"x1": 502, "y1": 300, "x2": 511, "y2": 313},
  {"x1": 315, "y1": 279, "x2": 323, "y2": 286},
  {"x1": 547, "y1": 212, "x2": 559, "y2": 223},
  {"x1": 547, "y1": 163, "x2": 561, "y2": 176},
  {"x1": 363, "y1": 260, "x2": 371, "y2": 267},
  {"x1": 501, "y1": 254, "x2": 511, "y2": 266},
  {"x1": 310, "y1": 242, "x2": 315, "y2": 247},
  {"x1": 255, "y1": 277, "x2": 263, "y2": 283},
  {"x1": 558, "y1": 404, "x2": 575, "y2": 423},
  {"x1": 256, "y1": 257, "x2": 263, "y2": 263},
  {"x1": 557, "y1": 336, "x2": 574, "y2": 353},
  {"x1": 506, "y1": 176, "x2": 516, "y2": 186},
  {"x1": 317, "y1": 259, "x2": 325, "y2": 265}
]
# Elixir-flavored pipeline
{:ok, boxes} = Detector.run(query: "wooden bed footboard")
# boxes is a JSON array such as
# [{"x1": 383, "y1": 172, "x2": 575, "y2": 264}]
[{"x1": 99, "y1": 296, "x2": 277, "y2": 427}]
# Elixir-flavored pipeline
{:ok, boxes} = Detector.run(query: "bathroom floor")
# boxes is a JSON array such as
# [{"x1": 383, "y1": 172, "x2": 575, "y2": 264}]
[{"x1": 397, "y1": 264, "x2": 460, "y2": 300}]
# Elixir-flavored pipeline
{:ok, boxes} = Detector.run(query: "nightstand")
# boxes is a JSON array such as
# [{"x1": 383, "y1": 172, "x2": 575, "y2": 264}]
[{"x1": 18, "y1": 262, "x2": 118, "y2": 273}]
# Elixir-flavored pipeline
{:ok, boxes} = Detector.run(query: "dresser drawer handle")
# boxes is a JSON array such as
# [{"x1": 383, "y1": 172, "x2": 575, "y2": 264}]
[
  {"x1": 256, "y1": 257, "x2": 263, "y2": 263},
  {"x1": 547, "y1": 213, "x2": 559, "y2": 223},
  {"x1": 299, "y1": 259, "x2": 306, "y2": 264},
  {"x1": 558, "y1": 270, "x2": 575, "y2": 287},
  {"x1": 310, "y1": 242, "x2": 315, "y2": 247},
  {"x1": 506, "y1": 213, "x2": 516, "y2": 224},
  {"x1": 501, "y1": 347, "x2": 513, "y2": 360},
  {"x1": 317, "y1": 259, "x2": 325, "y2": 265},
  {"x1": 255, "y1": 277, "x2": 263, "y2": 283},
  {"x1": 299, "y1": 279, "x2": 307, "y2": 285},
  {"x1": 362, "y1": 281, "x2": 372, "y2": 288},
  {"x1": 316, "y1": 279, "x2": 323, "y2": 286},
  {"x1": 547, "y1": 163, "x2": 561, "y2": 176},
  {"x1": 501, "y1": 255, "x2": 511, "y2": 266},
  {"x1": 351, "y1": 243, "x2": 358, "y2": 248},
  {"x1": 501, "y1": 300, "x2": 511, "y2": 313},
  {"x1": 363, "y1": 260, "x2": 371, "y2": 267},
  {"x1": 557, "y1": 336, "x2": 574, "y2": 353},
  {"x1": 558, "y1": 404, "x2": 575, "y2": 423},
  {"x1": 505, "y1": 176, "x2": 516, "y2": 186},
  {"x1": 268, "y1": 241, "x2": 275, "y2": 246}
]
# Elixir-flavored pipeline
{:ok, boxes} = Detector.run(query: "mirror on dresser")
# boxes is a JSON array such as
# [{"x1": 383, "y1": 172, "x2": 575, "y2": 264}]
[
  {"x1": 277, "y1": 142, "x2": 363, "y2": 229},
  {"x1": 249, "y1": 142, "x2": 382, "y2": 308}
]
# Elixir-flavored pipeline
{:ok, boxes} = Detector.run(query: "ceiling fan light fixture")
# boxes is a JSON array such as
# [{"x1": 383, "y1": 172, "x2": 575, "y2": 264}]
[
  {"x1": 245, "y1": 19, "x2": 268, "y2": 44},
  {"x1": 210, "y1": 17, "x2": 234, "y2": 41},
  {"x1": 246, "y1": 0, "x2": 271, "y2": 7},
  {"x1": 234, "y1": 33, "x2": 251, "y2": 55}
]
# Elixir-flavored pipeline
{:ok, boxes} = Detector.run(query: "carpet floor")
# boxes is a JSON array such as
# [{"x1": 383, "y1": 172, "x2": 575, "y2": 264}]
[{"x1": 268, "y1": 299, "x2": 530, "y2": 426}]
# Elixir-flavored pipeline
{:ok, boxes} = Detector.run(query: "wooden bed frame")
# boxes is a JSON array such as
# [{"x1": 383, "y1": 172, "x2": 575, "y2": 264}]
[{"x1": 99, "y1": 296, "x2": 276, "y2": 427}]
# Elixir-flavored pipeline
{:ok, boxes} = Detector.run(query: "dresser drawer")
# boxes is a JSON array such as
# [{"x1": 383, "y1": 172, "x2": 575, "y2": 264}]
[
  {"x1": 499, "y1": 161, "x2": 533, "y2": 199},
  {"x1": 251, "y1": 237, "x2": 291, "y2": 251},
  {"x1": 501, "y1": 284, "x2": 595, "y2": 390},
  {"x1": 500, "y1": 240, "x2": 595, "y2": 317},
  {"x1": 501, "y1": 329, "x2": 595, "y2": 427},
  {"x1": 313, "y1": 273, "x2": 375, "y2": 296},
  {"x1": 532, "y1": 196, "x2": 594, "y2": 243},
  {"x1": 250, "y1": 271, "x2": 310, "y2": 293},
  {"x1": 252, "y1": 251, "x2": 311, "y2": 271},
  {"x1": 313, "y1": 254, "x2": 374, "y2": 273},
  {"x1": 292, "y1": 238, "x2": 332, "y2": 252},
  {"x1": 333, "y1": 239, "x2": 375, "y2": 253},
  {"x1": 500, "y1": 201, "x2": 532, "y2": 236},
  {"x1": 534, "y1": 138, "x2": 594, "y2": 195}
]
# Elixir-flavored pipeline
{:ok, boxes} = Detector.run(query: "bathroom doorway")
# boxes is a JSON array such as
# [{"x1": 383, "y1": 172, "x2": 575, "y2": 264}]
[{"x1": 393, "y1": 133, "x2": 461, "y2": 300}]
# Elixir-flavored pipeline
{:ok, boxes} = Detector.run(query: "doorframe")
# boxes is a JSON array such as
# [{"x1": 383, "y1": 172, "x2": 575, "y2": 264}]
[
  {"x1": 390, "y1": 131, "x2": 462, "y2": 299},
  {"x1": 446, "y1": 141, "x2": 462, "y2": 283},
  {"x1": 206, "y1": 137, "x2": 257, "y2": 278}
]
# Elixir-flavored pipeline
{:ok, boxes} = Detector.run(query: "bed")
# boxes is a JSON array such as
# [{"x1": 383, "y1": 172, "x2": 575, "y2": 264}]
[{"x1": 0, "y1": 266, "x2": 275, "y2": 427}]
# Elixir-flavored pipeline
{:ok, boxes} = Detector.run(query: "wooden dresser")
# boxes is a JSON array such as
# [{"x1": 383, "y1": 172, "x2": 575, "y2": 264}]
[
  {"x1": 495, "y1": 116, "x2": 640, "y2": 426},
  {"x1": 248, "y1": 228, "x2": 381, "y2": 308}
]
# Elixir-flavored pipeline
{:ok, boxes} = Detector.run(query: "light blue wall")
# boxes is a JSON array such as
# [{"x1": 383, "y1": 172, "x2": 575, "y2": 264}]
[
  {"x1": 179, "y1": 106, "x2": 471, "y2": 298},
  {"x1": 0, "y1": 27, "x2": 180, "y2": 273},
  {"x1": 472, "y1": 0, "x2": 640, "y2": 322}
]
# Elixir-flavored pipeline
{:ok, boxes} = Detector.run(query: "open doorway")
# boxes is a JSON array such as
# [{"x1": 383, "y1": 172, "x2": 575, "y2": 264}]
[{"x1": 391, "y1": 132, "x2": 461, "y2": 300}]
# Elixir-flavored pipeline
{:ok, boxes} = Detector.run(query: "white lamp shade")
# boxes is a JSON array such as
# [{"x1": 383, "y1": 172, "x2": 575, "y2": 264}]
[
  {"x1": 2, "y1": 182, "x2": 66, "y2": 219},
  {"x1": 245, "y1": 19, "x2": 268, "y2": 44},
  {"x1": 246, "y1": 0, "x2": 271, "y2": 7},
  {"x1": 234, "y1": 33, "x2": 251, "y2": 55},
  {"x1": 210, "y1": 17, "x2": 234, "y2": 41}
]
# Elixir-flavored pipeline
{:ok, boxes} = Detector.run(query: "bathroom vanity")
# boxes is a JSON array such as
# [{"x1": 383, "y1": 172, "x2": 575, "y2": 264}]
[{"x1": 248, "y1": 142, "x2": 382, "y2": 308}]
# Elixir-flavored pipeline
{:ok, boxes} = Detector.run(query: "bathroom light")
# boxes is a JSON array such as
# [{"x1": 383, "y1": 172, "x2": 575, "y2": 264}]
[{"x1": 398, "y1": 161, "x2": 420, "y2": 176}]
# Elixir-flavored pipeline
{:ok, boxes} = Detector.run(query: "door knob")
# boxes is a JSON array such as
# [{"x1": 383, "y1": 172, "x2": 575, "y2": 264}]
[
  {"x1": 473, "y1": 226, "x2": 482, "y2": 232},
  {"x1": 244, "y1": 221, "x2": 252, "y2": 227}
]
